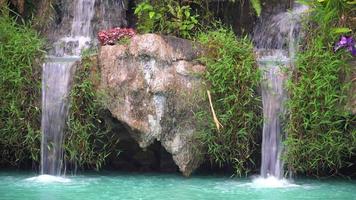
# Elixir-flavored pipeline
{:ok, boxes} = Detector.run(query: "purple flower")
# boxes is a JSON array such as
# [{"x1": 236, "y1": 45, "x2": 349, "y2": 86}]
[
  {"x1": 347, "y1": 45, "x2": 356, "y2": 56},
  {"x1": 334, "y1": 35, "x2": 356, "y2": 56}
]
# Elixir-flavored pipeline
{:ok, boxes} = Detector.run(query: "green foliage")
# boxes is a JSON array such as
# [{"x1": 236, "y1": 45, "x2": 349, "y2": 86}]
[
  {"x1": 285, "y1": 0, "x2": 356, "y2": 175},
  {"x1": 249, "y1": 0, "x2": 262, "y2": 17},
  {"x1": 134, "y1": 1, "x2": 161, "y2": 33},
  {"x1": 134, "y1": 0, "x2": 199, "y2": 38},
  {"x1": 0, "y1": 13, "x2": 44, "y2": 166},
  {"x1": 116, "y1": 36, "x2": 131, "y2": 46},
  {"x1": 299, "y1": 0, "x2": 355, "y2": 34},
  {"x1": 133, "y1": 0, "x2": 262, "y2": 38},
  {"x1": 65, "y1": 51, "x2": 120, "y2": 170},
  {"x1": 195, "y1": 27, "x2": 262, "y2": 176}
]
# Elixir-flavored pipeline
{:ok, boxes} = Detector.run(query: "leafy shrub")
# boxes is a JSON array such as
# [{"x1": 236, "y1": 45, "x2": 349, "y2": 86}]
[
  {"x1": 0, "y1": 13, "x2": 44, "y2": 167},
  {"x1": 134, "y1": 0, "x2": 199, "y2": 38},
  {"x1": 284, "y1": 0, "x2": 356, "y2": 176},
  {"x1": 196, "y1": 28, "x2": 262, "y2": 176},
  {"x1": 133, "y1": 0, "x2": 262, "y2": 38}
]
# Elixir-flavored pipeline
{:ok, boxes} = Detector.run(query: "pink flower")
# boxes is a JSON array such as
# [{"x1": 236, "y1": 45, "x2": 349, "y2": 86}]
[{"x1": 98, "y1": 28, "x2": 136, "y2": 46}]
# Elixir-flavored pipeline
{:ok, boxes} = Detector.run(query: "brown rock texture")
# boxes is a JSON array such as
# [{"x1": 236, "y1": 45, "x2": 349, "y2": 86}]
[{"x1": 99, "y1": 34, "x2": 206, "y2": 176}]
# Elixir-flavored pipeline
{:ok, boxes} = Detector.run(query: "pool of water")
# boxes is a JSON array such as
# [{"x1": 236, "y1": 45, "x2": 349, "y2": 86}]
[{"x1": 0, "y1": 171, "x2": 355, "y2": 200}]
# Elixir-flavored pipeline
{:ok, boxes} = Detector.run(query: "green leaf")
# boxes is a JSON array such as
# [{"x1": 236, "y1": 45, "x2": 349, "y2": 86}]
[
  {"x1": 155, "y1": 13, "x2": 162, "y2": 19},
  {"x1": 332, "y1": 27, "x2": 352, "y2": 34},
  {"x1": 143, "y1": 4, "x2": 153, "y2": 11},
  {"x1": 250, "y1": 0, "x2": 262, "y2": 17},
  {"x1": 346, "y1": 0, "x2": 356, "y2": 5},
  {"x1": 149, "y1": 11, "x2": 155, "y2": 19},
  {"x1": 180, "y1": 25, "x2": 187, "y2": 30},
  {"x1": 184, "y1": 10, "x2": 190, "y2": 18},
  {"x1": 167, "y1": 5, "x2": 175, "y2": 16},
  {"x1": 191, "y1": 17, "x2": 198, "y2": 24}
]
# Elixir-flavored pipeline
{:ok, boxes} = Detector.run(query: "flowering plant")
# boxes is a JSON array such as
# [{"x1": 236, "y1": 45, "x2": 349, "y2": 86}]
[
  {"x1": 334, "y1": 35, "x2": 356, "y2": 56},
  {"x1": 98, "y1": 28, "x2": 136, "y2": 46}
]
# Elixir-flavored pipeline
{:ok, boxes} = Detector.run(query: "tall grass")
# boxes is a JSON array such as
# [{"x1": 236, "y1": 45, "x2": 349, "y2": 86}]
[
  {"x1": 284, "y1": 0, "x2": 356, "y2": 176},
  {"x1": 195, "y1": 28, "x2": 262, "y2": 176},
  {"x1": 65, "y1": 51, "x2": 120, "y2": 171},
  {"x1": 0, "y1": 13, "x2": 44, "y2": 167}
]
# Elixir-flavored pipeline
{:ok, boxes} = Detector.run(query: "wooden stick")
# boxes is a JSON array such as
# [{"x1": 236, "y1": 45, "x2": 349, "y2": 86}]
[{"x1": 207, "y1": 90, "x2": 223, "y2": 132}]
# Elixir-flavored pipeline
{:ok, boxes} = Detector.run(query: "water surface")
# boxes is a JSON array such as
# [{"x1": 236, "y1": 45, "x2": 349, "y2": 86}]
[{"x1": 0, "y1": 171, "x2": 355, "y2": 200}]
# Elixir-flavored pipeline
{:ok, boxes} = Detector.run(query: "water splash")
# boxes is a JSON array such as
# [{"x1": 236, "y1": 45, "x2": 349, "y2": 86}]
[
  {"x1": 253, "y1": 3, "x2": 308, "y2": 179},
  {"x1": 250, "y1": 176, "x2": 299, "y2": 188},
  {"x1": 25, "y1": 175, "x2": 71, "y2": 183}
]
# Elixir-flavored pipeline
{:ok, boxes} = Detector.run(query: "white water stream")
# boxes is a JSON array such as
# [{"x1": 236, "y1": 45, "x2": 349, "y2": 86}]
[
  {"x1": 253, "y1": 4, "x2": 308, "y2": 179},
  {"x1": 40, "y1": 0, "x2": 97, "y2": 175}
]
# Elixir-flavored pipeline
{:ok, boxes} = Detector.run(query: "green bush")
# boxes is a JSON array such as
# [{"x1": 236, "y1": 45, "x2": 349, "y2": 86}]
[
  {"x1": 133, "y1": 0, "x2": 262, "y2": 38},
  {"x1": 134, "y1": 0, "x2": 199, "y2": 39},
  {"x1": 195, "y1": 28, "x2": 262, "y2": 176},
  {"x1": 0, "y1": 13, "x2": 44, "y2": 167},
  {"x1": 65, "y1": 51, "x2": 120, "y2": 171},
  {"x1": 284, "y1": 0, "x2": 356, "y2": 176}
]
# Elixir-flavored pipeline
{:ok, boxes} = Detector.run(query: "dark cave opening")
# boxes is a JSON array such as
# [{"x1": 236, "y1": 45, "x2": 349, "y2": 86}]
[{"x1": 104, "y1": 118, "x2": 178, "y2": 173}]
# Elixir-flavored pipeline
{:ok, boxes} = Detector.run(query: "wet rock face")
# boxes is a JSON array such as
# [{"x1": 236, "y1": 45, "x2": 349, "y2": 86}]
[{"x1": 99, "y1": 34, "x2": 206, "y2": 176}]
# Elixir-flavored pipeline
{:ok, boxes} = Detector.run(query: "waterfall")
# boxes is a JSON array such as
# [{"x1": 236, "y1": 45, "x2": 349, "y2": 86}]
[
  {"x1": 253, "y1": 4, "x2": 308, "y2": 179},
  {"x1": 52, "y1": 0, "x2": 96, "y2": 57},
  {"x1": 41, "y1": 0, "x2": 96, "y2": 175},
  {"x1": 257, "y1": 51, "x2": 289, "y2": 179},
  {"x1": 41, "y1": 0, "x2": 127, "y2": 175},
  {"x1": 41, "y1": 58, "x2": 76, "y2": 175}
]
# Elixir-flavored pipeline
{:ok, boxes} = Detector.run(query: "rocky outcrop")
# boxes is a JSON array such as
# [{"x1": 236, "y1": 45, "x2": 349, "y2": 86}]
[{"x1": 99, "y1": 34, "x2": 206, "y2": 176}]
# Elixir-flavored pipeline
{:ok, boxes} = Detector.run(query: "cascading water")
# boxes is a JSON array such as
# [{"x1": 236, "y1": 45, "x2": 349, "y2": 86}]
[
  {"x1": 41, "y1": 58, "x2": 76, "y2": 175},
  {"x1": 253, "y1": 4, "x2": 308, "y2": 179},
  {"x1": 257, "y1": 51, "x2": 289, "y2": 179},
  {"x1": 52, "y1": 0, "x2": 96, "y2": 57},
  {"x1": 41, "y1": 0, "x2": 125, "y2": 175},
  {"x1": 40, "y1": 0, "x2": 127, "y2": 176}
]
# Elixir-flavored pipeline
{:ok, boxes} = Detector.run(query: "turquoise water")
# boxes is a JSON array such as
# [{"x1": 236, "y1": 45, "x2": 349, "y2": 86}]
[{"x1": 0, "y1": 171, "x2": 355, "y2": 200}]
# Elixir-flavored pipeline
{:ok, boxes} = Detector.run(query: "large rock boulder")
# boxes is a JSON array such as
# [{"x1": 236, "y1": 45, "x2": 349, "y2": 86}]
[{"x1": 99, "y1": 34, "x2": 206, "y2": 176}]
